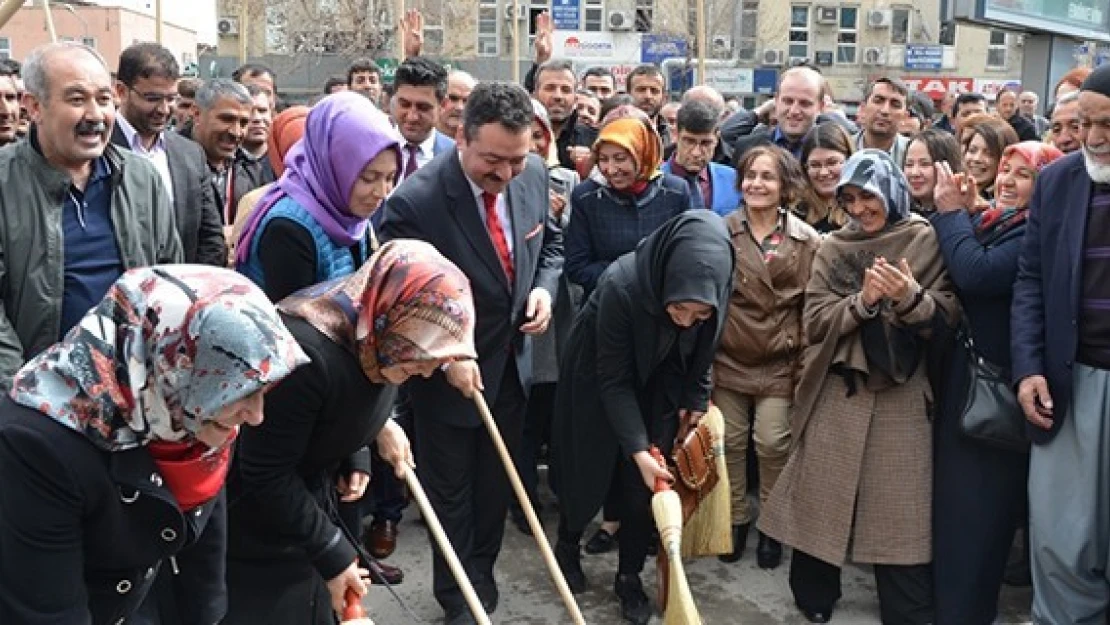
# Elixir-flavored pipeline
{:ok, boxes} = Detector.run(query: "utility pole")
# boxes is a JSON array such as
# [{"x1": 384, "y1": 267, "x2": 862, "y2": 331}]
[
  {"x1": 511, "y1": 1, "x2": 520, "y2": 83},
  {"x1": 42, "y1": 0, "x2": 58, "y2": 43},
  {"x1": 695, "y1": 0, "x2": 706, "y2": 85},
  {"x1": 155, "y1": 0, "x2": 163, "y2": 44},
  {"x1": 238, "y1": 0, "x2": 248, "y2": 64},
  {"x1": 396, "y1": 0, "x2": 404, "y2": 59}
]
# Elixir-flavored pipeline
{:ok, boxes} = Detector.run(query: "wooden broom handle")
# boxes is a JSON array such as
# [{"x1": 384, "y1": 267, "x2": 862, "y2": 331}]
[
  {"x1": 472, "y1": 392, "x2": 587, "y2": 625},
  {"x1": 402, "y1": 466, "x2": 491, "y2": 625}
]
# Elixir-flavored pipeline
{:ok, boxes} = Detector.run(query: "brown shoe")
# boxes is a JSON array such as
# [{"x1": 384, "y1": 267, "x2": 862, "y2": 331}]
[
  {"x1": 368, "y1": 559, "x2": 404, "y2": 585},
  {"x1": 364, "y1": 520, "x2": 398, "y2": 559}
]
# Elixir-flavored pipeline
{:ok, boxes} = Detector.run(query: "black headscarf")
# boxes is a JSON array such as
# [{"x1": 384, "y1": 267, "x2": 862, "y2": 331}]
[{"x1": 632, "y1": 211, "x2": 734, "y2": 324}]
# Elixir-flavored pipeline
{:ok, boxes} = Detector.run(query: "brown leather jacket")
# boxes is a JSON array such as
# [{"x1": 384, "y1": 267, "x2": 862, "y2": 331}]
[{"x1": 713, "y1": 209, "x2": 820, "y2": 397}]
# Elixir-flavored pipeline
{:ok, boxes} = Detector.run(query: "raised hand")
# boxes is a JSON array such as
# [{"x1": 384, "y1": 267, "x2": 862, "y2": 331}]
[
  {"x1": 534, "y1": 11, "x2": 554, "y2": 63},
  {"x1": 401, "y1": 8, "x2": 424, "y2": 58}
]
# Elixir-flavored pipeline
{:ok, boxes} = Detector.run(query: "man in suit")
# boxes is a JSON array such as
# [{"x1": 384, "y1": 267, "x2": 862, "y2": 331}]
[
  {"x1": 391, "y1": 56, "x2": 455, "y2": 181},
  {"x1": 111, "y1": 43, "x2": 225, "y2": 266},
  {"x1": 662, "y1": 100, "x2": 740, "y2": 217},
  {"x1": 1011, "y1": 64, "x2": 1110, "y2": 624},
  {"x1": 382, "y1": 82, "x2": 563, "y2": 625},
  {"x1": 726, "y1": 66, "x2": 832, "y2": 164}
]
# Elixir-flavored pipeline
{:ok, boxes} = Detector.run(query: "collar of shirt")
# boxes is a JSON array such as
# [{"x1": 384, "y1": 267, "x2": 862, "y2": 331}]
[
  {"x1": 114, "y1": 114, "x2": 166, "y2": 155},
  {"x1": 408, "y1": 131, "x2": 438, "y2": 158},
  {"x1": 668, "y1": 157, "x2": 709, "y2": 185},
  {"x1": 771, "y1": 126, "x2": 802, "y2": 156}
]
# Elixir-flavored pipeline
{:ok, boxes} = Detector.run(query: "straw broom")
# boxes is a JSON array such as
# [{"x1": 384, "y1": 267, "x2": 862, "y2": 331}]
[
  {"x1": 650, "y1": 448, "x2": 704, "y2": 625},
  {"x1": 679, "y1": 404, "x2": 732, "y2": 559}
]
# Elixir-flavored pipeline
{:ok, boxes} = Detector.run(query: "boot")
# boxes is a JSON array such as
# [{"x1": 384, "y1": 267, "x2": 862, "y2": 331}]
[
  {"x1": 613, "y1": 573, "x2": 652, "y2": 625},
  {"x1": 756, "y1": 531, "x2": 782, "y2": 569},
  {"x1": 718, "y1": 523, "x2": 750, "y2": 563},
  {"x1": 554, "y1": 539, "x2": 586, "y2": 593}
]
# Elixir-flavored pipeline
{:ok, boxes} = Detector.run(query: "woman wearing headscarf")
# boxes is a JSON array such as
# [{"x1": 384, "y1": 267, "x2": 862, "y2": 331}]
[
  {"x1": 561, "y1": 114, "x2": 689, "y2": 555},
  {"x1": 551, "y1": 212, "x2": 734, "y2": 625},
  {"x1": 236, "y1": 92, "x2": 402, "y2": 302},
  {"x1": 930, "y1": 141, "x2": 1062, "y2": 623},
  {"x1": 223, "y1": 239, "x2": 477, "y2": 625},
  {"x1": 0, "y1": 266, "x2": 307, "y2": 625},
  {"x1": 759, "y1": 150, "x2": 960, "y2": 624},
  {"x1": 228, "y1": 105, "x2": 310, "y2": 264}
]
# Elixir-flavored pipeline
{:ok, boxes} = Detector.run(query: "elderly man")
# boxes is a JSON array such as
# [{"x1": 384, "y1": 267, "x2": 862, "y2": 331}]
[
  {"x1": 181, "y1": 79, "x2": 254, "y2": 225},
  {"x1": 0, "y1": 42, "x2": 181, "y2": 388},
  {"x1": 1050, "y1": 91, "x2": 1082, "y2": 154},
  {"x1": 1019, "y1": 90, "x2": 1050, "y2": 136},
  {"x1": 111, "y1": 43, "x2": 225, "y2": 266},
  {"x1": 436, "y1": 70, "x2": 477, "y2": 141},
  {"x1": 1012, "y1": 63, "x2": 1110, "y2": 624}
]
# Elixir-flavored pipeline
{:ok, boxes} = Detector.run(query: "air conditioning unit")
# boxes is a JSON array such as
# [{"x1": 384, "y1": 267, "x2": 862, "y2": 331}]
[
  {"x1": 607, "y1": 10, "x2": 633, "y2": 31},
  {"x1": 762, "y1": 49, "x2": 785, "y2": 66},
  {"x1": 863, "y1": 46, "x2": 887, "y2": 65},
  {"x1": 217, "y1": 17, "x2": 239, "y2": 37},
  {"x1": 504, "y1": 3, "x2": 525, "y2": 22},
  {"x1": 815, "y1": 6, "x2": 838, "y2": 25},
  {"x1": 814, "y1": 50, "x2": 834, "y2": 66},
  {"x1": 868, "y1": 9, "x2": 892, "y2": 28},
  {"x1": 711, "y1": 35, "x2": 731, "y2": 55}
]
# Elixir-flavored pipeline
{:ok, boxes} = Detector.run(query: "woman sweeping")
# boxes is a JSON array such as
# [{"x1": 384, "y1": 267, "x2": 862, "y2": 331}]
[
  {"x1": 223, "y1": 239, "x2": 478, "y2": 625},
  {"x1": 551, "y1": 211, "x2": 734, "y2": 625},
  {"x1": 0, "y1": 266, "x2": 307, "y2": 625}
]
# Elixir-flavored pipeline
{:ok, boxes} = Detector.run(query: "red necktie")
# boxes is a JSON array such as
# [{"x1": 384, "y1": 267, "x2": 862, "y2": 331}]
[
  {"x1": 402, "y1": 144, "x2": 420, "y2": 180},
  {"x1": 482, "y1": 192, "x2": 514, "y2": 283}
]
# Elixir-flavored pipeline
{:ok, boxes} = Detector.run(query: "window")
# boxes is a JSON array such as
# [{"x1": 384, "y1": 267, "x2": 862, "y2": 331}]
[
  {"x1": 939, "y1": 21, "x2": 956, "y2": 46},
  {"x1": 891, "y1": 7, "x2": 910, "y2": 45},
  {"x1": 81, "y1": 36, "x2": 97, "y2": 50},
  {"x1": 584, "y1": 0, "x2": 603, "y2": 32},
  {"x1": 837, "y1": 6, "x2": 857, "y2": 64},
  {"x1": 987, "y1": 30, "x2": 1007, "y2": 68},
  {"x1": 635, "y1": 0, "x2": 653, "y2": 33},
  {"x1": 736, "y1": 1, "x2": 758, "y2": 62},
  {"x1": 477, "y1": 1, "x2": 498, "y2": 56},
  {"x1": 0, "y1": 38, "x2": 8, "y2": 61},
  {"x1": 789, "y1": 5, "x2": 809, "y2": 61},
  {"x1": 265, "y1": 5, "x2": 288, "y2": 53},
  {"x1": 423, "y1": 3, "x2": 444, "y2": 55}
]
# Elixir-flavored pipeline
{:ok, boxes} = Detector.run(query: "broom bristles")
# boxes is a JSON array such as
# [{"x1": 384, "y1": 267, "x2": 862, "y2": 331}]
[
  {"x1": 652, "y1": 491, "x2": 703, "y2": 625},
  {"x1": 681, "y1": 406, "x2": 733, "y2": 558}
]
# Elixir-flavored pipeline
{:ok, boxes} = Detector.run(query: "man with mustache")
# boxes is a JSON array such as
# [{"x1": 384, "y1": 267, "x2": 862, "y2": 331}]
[
  {"x1": 1012, "y1": 62, "x2": 1110, "y2": 625},
  {"x1": 110, "y1": 43, "x2": 225, "y2": 266},
  {"x1": 0, "y1": 42, "x2": 181, "y2": 387},
  {"x1": 381, "y1": 82, "x2": 562, "y2": 625},
  {"x1": 853, "y1": 77, "x2": 911, "y2": 167},
  {"x1": 0, "y1": 62, "x2": 19, "y2": 147},
  {"x1": 1050, "y1": 91, "x2": 1082, "y2": 154},
  {"x1": 436, "y1": 70, "x2": 477, "y2": 142},
  {"x1": 181, "y1": 79, "x2": 254, "y2": 226}
]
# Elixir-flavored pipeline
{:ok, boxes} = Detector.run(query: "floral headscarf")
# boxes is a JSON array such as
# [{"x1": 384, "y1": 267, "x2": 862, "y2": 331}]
[
  {"x1": 278, "y1": 239, "x2": 477, "y2": 383},
  {"x1": 10, "y1": 266, "x2": 309, "y2": 452},
  {"x1": 975, "y1": 141, "x2": 1064, "y2": 245},
  {"x1": 836, "y1": 148, "x2": 912, "y2": 231}
]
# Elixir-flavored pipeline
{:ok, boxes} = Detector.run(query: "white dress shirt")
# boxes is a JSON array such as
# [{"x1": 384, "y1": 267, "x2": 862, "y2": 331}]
[
  {"x1": 461, "y1": 157, "x2": 514, "y2": 259},
  {"x1": 115, "y1": 114, "x2": 174, "y2": 202}
]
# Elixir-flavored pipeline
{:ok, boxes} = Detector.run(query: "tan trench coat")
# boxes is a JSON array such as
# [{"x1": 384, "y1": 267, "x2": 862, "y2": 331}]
[{"x1": 758, "y1": 363, "x2": 933, "y2": 567}]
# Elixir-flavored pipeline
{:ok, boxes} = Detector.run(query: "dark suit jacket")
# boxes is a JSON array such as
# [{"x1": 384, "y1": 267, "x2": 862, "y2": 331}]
[
  {"x1": 110, "y1": 125, "x2": 227, "y2": 266},
  {"x1": 1011, "y1": 151, "x2": 1091, "y2": 444},
  {"x1": 381, "y1": 150, "x2": 563, "y2": 428}
]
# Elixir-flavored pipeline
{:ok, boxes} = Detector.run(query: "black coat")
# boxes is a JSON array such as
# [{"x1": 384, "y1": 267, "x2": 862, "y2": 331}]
[
  {"x1": 0, "y1": 399, "x2": 225, "y2": 625},
  {"x1": 381, "y1": 150, "x2": 563, "y2": 428},
  {"x1": 223, "y1": 315, "x2": 396, "y2": 625},
  {"x1": 110, "y1": 124, "x2": 227, "y2": 266},
  {"x1": 550, "y1": 212, "x2": 734, "y2": 530}
]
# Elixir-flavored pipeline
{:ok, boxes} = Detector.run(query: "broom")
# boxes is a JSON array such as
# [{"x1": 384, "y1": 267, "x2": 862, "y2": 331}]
[
  {"x1": 679, "y1": 404, "x2": 732, "y2": 559},
  {"x1": 341, "y1": 588, "x2": 375, "y2": 625},
  {"x1": 650, "y1": 447, "x2": 704, "y2": 625}
]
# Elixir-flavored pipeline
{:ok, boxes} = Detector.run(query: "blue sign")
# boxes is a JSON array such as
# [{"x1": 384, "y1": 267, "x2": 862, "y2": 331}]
[
  {"x1": 551, "y1": 0, "x2": 580, "y2": 31},
  {"x1": 904, "y1": 44, "x2": 944, "y2": 71},
  {"x1": 641, "y1": 34, "x2": 687, "y2": 65},
  {"x1": 753, "y1": 69, "x2": 778, "y2": 95}
]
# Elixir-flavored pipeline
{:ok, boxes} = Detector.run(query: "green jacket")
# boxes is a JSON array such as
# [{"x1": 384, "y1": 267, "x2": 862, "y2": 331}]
[{"x1": 0, "y1": 138, "x2": 183, "y2": 388}]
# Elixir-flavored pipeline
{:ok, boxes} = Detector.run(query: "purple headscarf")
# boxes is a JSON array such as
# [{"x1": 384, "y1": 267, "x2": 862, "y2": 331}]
[{"x1": 236, "y1": 92, "x2": 401, "y2": 265}]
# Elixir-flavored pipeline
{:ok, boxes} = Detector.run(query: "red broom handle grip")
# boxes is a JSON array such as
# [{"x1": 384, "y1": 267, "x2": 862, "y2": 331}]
[
  {"x1": 649, "y1": 446, "x2": 669, "y2": 493},
  {"x1": 342, "y1": 588, "x2": 365, "y2": 620}
]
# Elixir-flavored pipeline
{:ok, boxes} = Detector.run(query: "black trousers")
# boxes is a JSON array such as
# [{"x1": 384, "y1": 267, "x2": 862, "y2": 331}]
[
  {"x1": 416, "y1": 361, "x2": 526, "y2": 614},
  {"x1": 515, "y1": 381, "x2": 555, "y2": 513},
  {"x1": 789, "y1": 549, "x2": 934, "y2": 625}
]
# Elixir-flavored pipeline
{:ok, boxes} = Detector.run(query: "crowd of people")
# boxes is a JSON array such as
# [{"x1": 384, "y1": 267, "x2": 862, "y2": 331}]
[{"x1": 0, "y1": 9, "x2": 1108, "y2": 625}]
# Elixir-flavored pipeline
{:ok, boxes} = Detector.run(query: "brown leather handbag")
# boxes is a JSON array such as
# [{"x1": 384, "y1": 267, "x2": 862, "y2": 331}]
[{"x1": 670, "y1": 417, "x2": 720, "y2": 522}]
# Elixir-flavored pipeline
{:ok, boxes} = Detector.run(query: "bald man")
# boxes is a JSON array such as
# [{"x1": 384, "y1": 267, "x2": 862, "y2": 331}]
[{"x1": 728, "y1": 66, "x2": 827, "y2": 164}]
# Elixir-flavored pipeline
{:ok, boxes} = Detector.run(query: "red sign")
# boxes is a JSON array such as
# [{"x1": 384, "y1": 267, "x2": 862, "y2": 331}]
[{"x1": 900, "y1": 77, "x2": 974, "y2": 99}]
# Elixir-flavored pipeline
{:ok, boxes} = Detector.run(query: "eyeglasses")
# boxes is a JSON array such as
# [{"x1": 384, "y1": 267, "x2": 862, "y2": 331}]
[
  {"x1": 805, "y1": 158, "x2": 845, "y2": 173},
  {"x1": 128, "y1": 85, "x2": 178, "y2": 106}
]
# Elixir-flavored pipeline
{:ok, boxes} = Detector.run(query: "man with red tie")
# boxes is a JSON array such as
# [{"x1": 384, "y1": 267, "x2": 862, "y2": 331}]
[{"x1": 381, "y1": 82, "x2": 563, "y2": 625}]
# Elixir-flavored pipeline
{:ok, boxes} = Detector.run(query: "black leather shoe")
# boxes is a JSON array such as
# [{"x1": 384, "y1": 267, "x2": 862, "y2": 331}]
[
  {"x1": 614, "y1": 573, "x2": 652, "y2": 625},
  {"x1": 443, "y1": 608, "x2": 478, "y2": 625},
  {"x1": 554, "y1": 540, "x2": 586, "y2": 593},
  {"x1": 718, "y1": 523, "x2": 750, "y2": 563},
  {"x1": 801, "y1": 608, "x2": 832, "y2": 623},
  {"x1": 510, "y1": 509, "x2": 533, "y2": 536},
  {"x1": 756, "y1": 531, "x2": 782, "y2": 569},
  {"x1": 584, "y1": 527, "x2": 618, "y2": 554},
  {"x1": 367, "y1": 559, "x2": 404, "y2": 585}
]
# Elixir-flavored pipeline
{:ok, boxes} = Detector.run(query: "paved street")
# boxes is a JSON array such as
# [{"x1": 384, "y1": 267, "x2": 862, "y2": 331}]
[{"x1": 363, "y1": 490, "x2": 1033, "y2": 624}]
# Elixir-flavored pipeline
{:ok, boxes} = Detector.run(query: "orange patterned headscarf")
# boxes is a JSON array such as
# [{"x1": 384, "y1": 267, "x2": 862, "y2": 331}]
[
  {"x1": 593, "y1": 116, "x2": 663, "y2": 182},
  {"x1": 267, "y1": 106, "x2": 309, "y2": 176},
  {"x1": 277, "y1": 240, "x2": 477, "y2": 383}
]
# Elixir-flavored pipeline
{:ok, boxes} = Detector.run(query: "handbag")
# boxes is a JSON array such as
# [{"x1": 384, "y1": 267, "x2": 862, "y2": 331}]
[
  {"x1": 670, "y1": 411, "x2": 721, "y2": 522},
  {"x1": 957, "y1": 325, "x2": 1029, "y2": 452}
]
